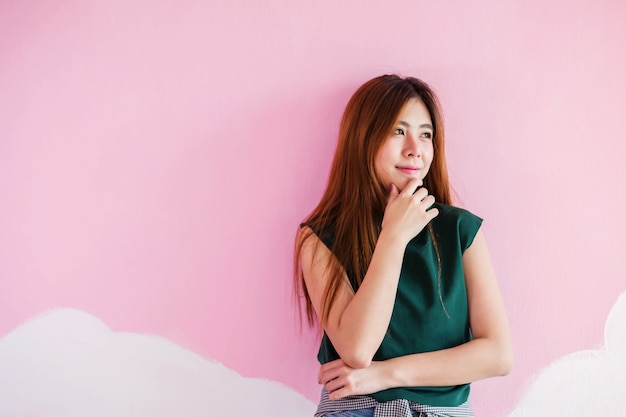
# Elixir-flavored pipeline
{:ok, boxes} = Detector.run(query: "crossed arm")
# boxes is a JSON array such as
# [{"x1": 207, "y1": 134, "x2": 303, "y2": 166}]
[{"x1": 300, "y1": 226, "x2": 512, "y2": 400}]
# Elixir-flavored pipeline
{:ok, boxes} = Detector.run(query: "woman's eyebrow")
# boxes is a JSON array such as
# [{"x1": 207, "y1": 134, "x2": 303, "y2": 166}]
[{"x1": 397, "y1": 121, "x2": 434, "y2": 130}]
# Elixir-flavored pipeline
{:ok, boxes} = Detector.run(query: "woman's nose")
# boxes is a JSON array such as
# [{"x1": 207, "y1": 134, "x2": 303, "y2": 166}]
[{"x1": 405, "y1": 135, "x2": 421, "y2": 157}]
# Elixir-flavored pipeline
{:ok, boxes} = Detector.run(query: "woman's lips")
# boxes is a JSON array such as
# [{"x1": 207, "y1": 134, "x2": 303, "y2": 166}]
[{"x1": 397, "y1": 166, "x2": 420, "y2": 175}]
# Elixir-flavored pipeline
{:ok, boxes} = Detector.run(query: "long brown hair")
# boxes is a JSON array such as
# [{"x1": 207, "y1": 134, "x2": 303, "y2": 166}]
[{"x1": 294, "y1": 75, "x2": 452, "y2": 327}]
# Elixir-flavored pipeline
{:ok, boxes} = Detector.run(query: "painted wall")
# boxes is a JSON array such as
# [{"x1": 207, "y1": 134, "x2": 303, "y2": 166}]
[{"x1": 1, "y1": 1, "x2": 625, "y2": 416}]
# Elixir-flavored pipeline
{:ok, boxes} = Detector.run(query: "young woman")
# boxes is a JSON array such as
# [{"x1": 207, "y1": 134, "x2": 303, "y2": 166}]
[{"x1": 294, "y1": 75, "x2": 512, "y2": 417}]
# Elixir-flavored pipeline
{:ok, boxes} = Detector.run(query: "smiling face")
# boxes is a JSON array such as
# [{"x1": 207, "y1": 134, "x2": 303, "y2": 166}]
[{"x1": 375, "y1": 98, "x2": 434, "y2": 192}]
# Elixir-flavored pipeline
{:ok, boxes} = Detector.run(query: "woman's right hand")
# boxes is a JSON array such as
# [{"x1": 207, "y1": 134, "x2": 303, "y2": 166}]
[
  {"x1": 381, "y1": 178, "x2": 439, "y2": 245},
  {"x1": 318, "y1": 359, "x2": 386, "y2": 400}
]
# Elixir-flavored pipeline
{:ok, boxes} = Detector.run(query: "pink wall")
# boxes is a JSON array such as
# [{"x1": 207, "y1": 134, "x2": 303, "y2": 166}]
[{"x1": 1, "y1": 1, "x2": 625, "y2": 415}]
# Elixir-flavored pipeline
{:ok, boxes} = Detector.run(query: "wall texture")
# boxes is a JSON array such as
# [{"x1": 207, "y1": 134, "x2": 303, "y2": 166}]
[{"x1": 1, "y1": 1, "x2": 625, "y2": 416}]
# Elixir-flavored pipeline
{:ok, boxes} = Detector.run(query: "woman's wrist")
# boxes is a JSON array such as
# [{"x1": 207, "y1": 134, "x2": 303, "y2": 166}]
[
  {"x1": 370, "y1": 360, "x2": 397, "y2": 392},
  {"x1": 377, "y1": 228, "x2": 409, "y2": 252}
]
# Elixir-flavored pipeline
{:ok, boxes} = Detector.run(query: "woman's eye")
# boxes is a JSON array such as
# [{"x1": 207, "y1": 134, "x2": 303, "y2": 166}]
[
  {"x1": 394, "y1": 128, "x2": 405, "y2": 135},
  {"x1": 421, "y1": 132, "x2": 433, "y2": 139}
]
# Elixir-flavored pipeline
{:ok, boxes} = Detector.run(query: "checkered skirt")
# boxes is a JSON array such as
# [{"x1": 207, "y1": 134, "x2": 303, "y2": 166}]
[{"x1": 315, "y1": 388, "x2": 474, "y2": 417}]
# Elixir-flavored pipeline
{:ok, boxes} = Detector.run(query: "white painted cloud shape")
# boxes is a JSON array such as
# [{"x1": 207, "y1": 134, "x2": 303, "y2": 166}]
[
  {"x1": 507, "y1": 291, "x2": 626, "y2": 416},
  {"x1": 0, "y1": 309, "x2": 316, "y2": 417}
]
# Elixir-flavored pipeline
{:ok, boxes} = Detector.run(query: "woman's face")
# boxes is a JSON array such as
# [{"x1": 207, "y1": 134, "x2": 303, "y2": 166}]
[{"x1": 375, "y1": 98, "x2": 434, "y2": 192}]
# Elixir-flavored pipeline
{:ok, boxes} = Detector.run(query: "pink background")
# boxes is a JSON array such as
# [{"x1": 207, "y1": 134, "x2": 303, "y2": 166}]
[{"x1": 1, "y1": 1, "x2": 625, "y2": 416}]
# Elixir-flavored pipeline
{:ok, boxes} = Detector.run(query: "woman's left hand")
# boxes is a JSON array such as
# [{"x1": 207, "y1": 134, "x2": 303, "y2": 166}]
[{"x1": 318, "y1": 359, "x2": 385, "y2": 400}]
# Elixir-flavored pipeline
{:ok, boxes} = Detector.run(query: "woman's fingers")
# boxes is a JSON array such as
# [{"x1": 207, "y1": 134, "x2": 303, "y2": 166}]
[
  {"x1": 426, "y1": 207, "x2": 439, "y2": 223},
  {"x1": 318, "y1": 359, "x2": 345, "y2": 384},
  {"x1": 397, "y1": 178, "x2": 423, "y2": 196},
  {"x1": 322, "y1": 370, "x2": 352, "y2": 400},
  {"x1": 319, "y1": 361, "x2": 382, "y2": 400},
  {"x1": 319, "y1": 359, "x2": 353, "y2": 398},
  {"x1": 382, "y1": 180, "x2": 439, "y2": 245},
  {"x1": 324, "y1": 375, "x2": 346, "y2": 394}
]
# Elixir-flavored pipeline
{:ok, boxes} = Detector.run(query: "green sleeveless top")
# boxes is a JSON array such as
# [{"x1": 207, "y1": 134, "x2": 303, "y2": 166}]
[{"x1": 314, "y1": 203, "x2": 482, "y2": 407}]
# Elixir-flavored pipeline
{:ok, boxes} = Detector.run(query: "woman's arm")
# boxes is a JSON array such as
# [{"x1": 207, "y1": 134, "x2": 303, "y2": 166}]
[
  {"x1": 319, "y1": 228, "x2": 512, "y2": 399},
  {"x1": 300, "y1": 179, "x2": 438, "y2": 369}
]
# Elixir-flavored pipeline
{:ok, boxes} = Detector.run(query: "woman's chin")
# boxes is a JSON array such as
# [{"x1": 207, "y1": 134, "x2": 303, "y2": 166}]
[{"x1": 394, "y1": 178, "x2": 420, "y2": 193}]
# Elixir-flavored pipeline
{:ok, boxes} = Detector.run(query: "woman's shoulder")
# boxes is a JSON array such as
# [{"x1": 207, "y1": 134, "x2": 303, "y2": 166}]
[
  {"x1": 432, "y1": 202, "x2": 481, "y2": 222},
  {"x1": 299, "y1": 222, "x2": 335, "y2": 252},
  {"x1": 431, "y1": 203, "x2": 483, "y2": 250}
]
